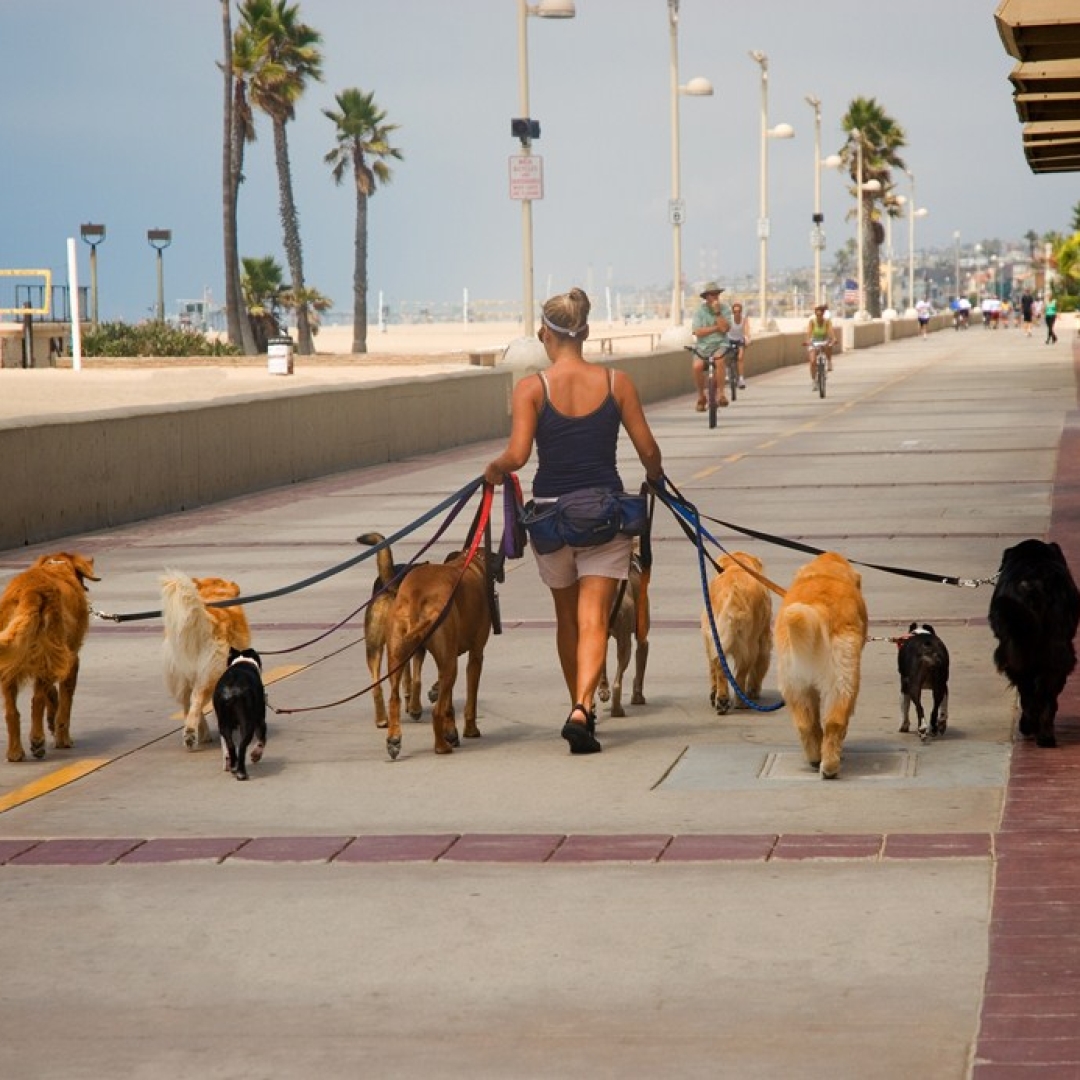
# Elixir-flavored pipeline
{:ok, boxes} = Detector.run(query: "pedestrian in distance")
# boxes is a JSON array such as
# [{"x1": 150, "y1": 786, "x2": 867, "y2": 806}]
[
  {"x1": 1045, "y1": 295, "x2": 1059, "y2": 344},
  {"x1": 484, "y1": 287, "x2": 663, "y2": 755},
  {"x1": 1021, "y1": 290, "x2": 1034, "y2": 337},
  {"x1": 690, "y1": 283, "x2": 732, "y2": 410}
]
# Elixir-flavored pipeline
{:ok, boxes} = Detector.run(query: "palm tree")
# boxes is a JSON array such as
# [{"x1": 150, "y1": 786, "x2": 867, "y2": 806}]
[
  {"x1": 236, "y1": 0, "x2": 323, "y2": 356},
  {"x1": 838, "y1": 98, "x2": 907, "y2": 318},
  {"x1": 241, "y1": 254, "x2": 288, "y2": 350},
  {"x1": 221, "y1": 0, "x2": 258, "y2": 355},
  {"x1": 323, "y1": 88, "x2": 403, "y2": 354}
]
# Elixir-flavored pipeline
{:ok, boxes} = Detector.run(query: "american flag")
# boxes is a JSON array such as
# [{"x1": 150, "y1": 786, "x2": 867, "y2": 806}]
[{"x1": 843, "y1": 278, "x2": 859, "y2": 306}]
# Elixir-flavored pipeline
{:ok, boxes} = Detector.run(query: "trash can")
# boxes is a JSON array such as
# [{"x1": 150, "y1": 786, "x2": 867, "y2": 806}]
[{"x1": 267, "y1": 336, "x2": 294, "y2": 375}]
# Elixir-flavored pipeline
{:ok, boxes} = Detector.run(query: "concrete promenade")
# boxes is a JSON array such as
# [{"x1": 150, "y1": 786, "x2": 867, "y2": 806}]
[{"x1": 0, "y1": 318, "x2": 1077, "y2": 1077}]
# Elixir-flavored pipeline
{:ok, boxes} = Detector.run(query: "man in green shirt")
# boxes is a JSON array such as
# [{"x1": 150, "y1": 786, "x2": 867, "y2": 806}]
[{"x1": 690, "y1": 282, "x2": 732, "y2": 410}]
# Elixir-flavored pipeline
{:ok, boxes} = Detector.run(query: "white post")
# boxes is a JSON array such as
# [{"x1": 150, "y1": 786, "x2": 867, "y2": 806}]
[
  {"x1": 517, "y1": 0, "x2": 534, "y2": 335},
  {"x1": 855, "y1": 133, "x2": 865, "y2": 318},
  {"x1": 755, "y1": 53, "x2": 768, "y2": 327},
  {"x1": 669, "y1": 0, "x2": 682, "y2": 326},
  {"x1": 67, "y1": 237, "x2": 82, "y2": 372}
]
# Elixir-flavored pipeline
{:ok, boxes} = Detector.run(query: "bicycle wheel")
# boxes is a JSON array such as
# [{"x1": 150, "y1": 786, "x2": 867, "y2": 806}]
[
  {"x1": 727, "y1": 353, "x2": 738, "y2": 402},
  {"x1": 817, "y1": 359, "x2": 827, "y2": 399},
  {"x1": 707, "y1": 364, "x2": 718, "y2": 429}
]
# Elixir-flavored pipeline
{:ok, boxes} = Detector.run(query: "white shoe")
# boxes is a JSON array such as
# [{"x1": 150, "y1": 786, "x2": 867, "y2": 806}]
[{"x1": 737, "y1": 378, "x2": 746, "y2": 390}]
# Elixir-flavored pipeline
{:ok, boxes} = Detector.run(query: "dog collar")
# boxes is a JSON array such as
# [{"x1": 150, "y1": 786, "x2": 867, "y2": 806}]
[{"x1": 229, "y1": 656, "x2": 261, "y2": 671}]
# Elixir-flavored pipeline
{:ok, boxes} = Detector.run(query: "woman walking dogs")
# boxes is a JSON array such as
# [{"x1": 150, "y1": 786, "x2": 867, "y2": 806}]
[{"x1": 484, "y1": 288, "x2": 663, "y2": 754}]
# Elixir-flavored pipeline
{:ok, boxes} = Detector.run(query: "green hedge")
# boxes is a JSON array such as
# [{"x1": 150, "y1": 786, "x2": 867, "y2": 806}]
[{"x1": 81, "y1": 321, "x2": 240, "y2": 358}]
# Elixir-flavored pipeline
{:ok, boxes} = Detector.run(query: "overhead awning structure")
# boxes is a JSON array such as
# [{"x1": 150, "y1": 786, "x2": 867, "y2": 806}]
[{"x1": 996, "y1": 0, "x2": 1080, "y2": 171}]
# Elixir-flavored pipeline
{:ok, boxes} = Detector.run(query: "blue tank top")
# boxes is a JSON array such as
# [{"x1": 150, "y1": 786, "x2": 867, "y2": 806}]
[{"x1": 532, "y1": 370, "x2": 624, "y2": 497}]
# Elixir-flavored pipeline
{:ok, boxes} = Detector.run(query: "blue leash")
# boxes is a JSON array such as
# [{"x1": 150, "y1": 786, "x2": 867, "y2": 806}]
[{"x1": 652, "y1": 477, "x2": 785, "y2": 714}]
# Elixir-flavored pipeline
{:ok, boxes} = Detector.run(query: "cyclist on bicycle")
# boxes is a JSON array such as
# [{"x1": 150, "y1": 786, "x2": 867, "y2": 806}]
[
  {"x1": 727, "y1": 301, "x2": 751, "y2": 390},
  {"x1": 691, "y1": 282, "x2": 732, "y2": 411},
  {"x1": 804, "y1": 304, "x2": 836, "y2": 387}
]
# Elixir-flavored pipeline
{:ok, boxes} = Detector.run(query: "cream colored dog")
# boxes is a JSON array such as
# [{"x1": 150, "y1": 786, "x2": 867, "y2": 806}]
[
  {"x1": 774, "y1": 552, "x2": 868, "y2": 779},
  {"x1": 701, "y1": 552, "x2": 773, "y2": 714},
  {"x1": 161, "y1": 571, "x2": 251, "y2": 751}
]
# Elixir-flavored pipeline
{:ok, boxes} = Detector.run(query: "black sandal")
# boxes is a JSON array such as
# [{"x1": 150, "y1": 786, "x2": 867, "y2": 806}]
[{"x1": 562, "y1": 703, "x2": 602, "y2": 754}]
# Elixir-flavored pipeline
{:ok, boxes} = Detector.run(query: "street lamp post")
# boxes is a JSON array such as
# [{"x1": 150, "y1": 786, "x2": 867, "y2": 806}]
[
  {"x1": 147, "y1": 229, "x2": 172, "y2": 322},
  {"x1": 669, "y1": 0, "x2": 713, "y2": 327},
  {"x1": 806, "y1": 96, "x2": 842, "y2": 310},
  {"x1": 904, "y1": 170, "x2": 928, "y2": 311},
  {"x1": 515, "y1": 0, "x2": 575, "y2": 335},
  {"x1": 750, "y1": 50, "x2": 793, "y2": 329},
  {"x1": 80, "y1": 223, "x2": 105, "y2": 326},
  {"x1": 953, "y1": 230, "x2": 961, "y2": 299}
]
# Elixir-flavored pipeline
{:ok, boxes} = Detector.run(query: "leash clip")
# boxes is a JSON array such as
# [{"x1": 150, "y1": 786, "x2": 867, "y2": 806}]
[{"x1": 90, "y1": 606, "x2": 121, "y2": 622}]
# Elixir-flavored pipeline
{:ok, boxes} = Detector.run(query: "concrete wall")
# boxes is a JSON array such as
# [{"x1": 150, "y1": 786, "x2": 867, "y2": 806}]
[{"x1": 0, "y1": 317, "x2": 950, "y2": 550}]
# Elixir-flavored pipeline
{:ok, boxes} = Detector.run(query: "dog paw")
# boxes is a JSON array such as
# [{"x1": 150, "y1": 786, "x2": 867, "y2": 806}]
[
  {"x1": 611, "y1": 704, "x2": 626, "y2": 718},
  {"x1": 376, "y1": 717, "x2": 389, "y2": 729},
  {"x1": 898, "y1": 721, "x2": 910, "y2": 733},
  {"x1": 386, "y1": 736, "x2": 402, "y2": 761},
  {"x1": 445, "y1": 728, "x2": 460, "y2": 748},
  {"x1": 233, "y1": 770, "x2": 249, "y2": 780},
  {"x1": 597, "y1": 686, "x2": 611, "y2": 703},
  {"x1": 715, "y1": 698, "x2": 732, "y2": 716},
  {"x1": 1036, "y1": 733, "x2": 1058, "y2": 749},
  {"x1": 183, "y1": 730, "x2": 199, "y2": 751},
  {"x1": 6, "y1": 746, "x2": 25, "y2": 763},
  {"x1": 54, "y1": 735, "x2": 73, "y2": 750},
  {"x1": 30, "y1": 739, "x2": 46, "y2": 760},
  {"x1": 631, "y1": 692, "x2": 646, "y2": 706},
  {"x1": 408, "y1": 709, "x2": 423, "y2": 723}
]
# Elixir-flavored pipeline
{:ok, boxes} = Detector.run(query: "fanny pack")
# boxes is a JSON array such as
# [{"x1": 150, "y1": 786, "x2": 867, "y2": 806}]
[{"x1": 519, "y1": 487, "x2": 648, "y2": 555}]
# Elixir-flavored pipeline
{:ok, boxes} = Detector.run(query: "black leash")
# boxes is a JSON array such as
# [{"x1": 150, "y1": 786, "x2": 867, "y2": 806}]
[
  {"x1": 92, "y1": 476, "x2": 486, "y2": 623},
  {"x1": 653, "y1": 475, "x2": 995, "y2": 589}
]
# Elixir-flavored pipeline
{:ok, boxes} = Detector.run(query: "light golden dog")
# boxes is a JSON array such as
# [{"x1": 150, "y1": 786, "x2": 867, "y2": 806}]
[
  {"x1": 774, "y1": 552, "x2": 868, "y2": 779},
  {"x1": 701, "y1": 552, "x2": 773, "y2": 714},
  {"x1": 0, "y1": 552, "x2": 99, "y2": 763},
  {"x1": 356, "y1": 532, "x2": 425, "y2": 728},
  {"x1": 597, "y1": 552, "x2": 650, "y2": 718},
  {"x1": 385, "y1": 550, "x2": 490, "y2": 759},
  {"x1": 161, "y1": 571, "x2": 251, "y2": 751}
]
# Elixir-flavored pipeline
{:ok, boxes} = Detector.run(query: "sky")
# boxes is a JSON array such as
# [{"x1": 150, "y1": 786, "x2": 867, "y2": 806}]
[{"x1": 4, "y1": 0, "x2": 1075, "y2": 324}]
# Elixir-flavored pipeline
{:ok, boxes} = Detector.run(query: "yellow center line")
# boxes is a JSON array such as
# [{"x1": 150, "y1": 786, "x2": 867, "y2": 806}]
[{"x1": 0, "y1": 758, "x2": 110, "y2": 813}]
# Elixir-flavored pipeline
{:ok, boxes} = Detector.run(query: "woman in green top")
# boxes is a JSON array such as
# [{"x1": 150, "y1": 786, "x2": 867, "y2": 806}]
[{"x1": 1045, "y1": 296, "x2": 1058, "y2": 344}]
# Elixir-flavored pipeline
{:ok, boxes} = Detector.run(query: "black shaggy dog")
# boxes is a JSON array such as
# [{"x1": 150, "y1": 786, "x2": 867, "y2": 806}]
[
  {"x1": 897, "y1": 623, "x2": 950, "y2": 741},
  {"x1": 212, "y1": 647, "x2": 267, "y2": 780},
  {"x1": 989, "y1": 539, "x2": 1080, "y2": 748}
]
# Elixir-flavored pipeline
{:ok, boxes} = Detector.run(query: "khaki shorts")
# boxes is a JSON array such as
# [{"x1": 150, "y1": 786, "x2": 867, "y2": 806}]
[{"x1": 532, "y1": 534, "x2": 633, "y2": 590}]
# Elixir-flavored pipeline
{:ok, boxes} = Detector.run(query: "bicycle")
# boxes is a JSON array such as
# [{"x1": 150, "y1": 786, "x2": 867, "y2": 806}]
[
  {"x1": 685, "y1": 342, "x2": 739, "y2": 428},
  {"x1": 809, "y1": 340, "x2": 830, "y2": 399}
]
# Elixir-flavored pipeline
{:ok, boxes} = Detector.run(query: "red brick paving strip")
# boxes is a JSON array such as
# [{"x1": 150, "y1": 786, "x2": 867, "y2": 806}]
[{"x1": 972, "y1": 393, "x2": 1080, "y2": 1076}]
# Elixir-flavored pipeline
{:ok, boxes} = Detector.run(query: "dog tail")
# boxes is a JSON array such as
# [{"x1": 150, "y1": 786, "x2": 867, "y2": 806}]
[
  {"x1": 357, "y1": 532, "x2": 399, "y2": 596},
  {"x1": 0, "y1": 589, "x2": 52, "y2": 669},
  {"x1": 777, "y1": 603, "x2": 829, "y2": 661}
]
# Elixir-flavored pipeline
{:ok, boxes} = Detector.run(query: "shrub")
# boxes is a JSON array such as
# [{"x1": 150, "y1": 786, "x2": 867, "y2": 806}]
[{"x1": 81, "y1": 321, "x2": 240, "y2": 358}]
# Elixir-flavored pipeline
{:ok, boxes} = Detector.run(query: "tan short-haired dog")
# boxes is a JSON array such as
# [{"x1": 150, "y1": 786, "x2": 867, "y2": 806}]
[
  {"x1": 775, "y1": 552, "x2": 868, "y2": 779},
  {"x1": 161, "y1": 572, "x2": 251, "y2": 751},
  {"x1": 701, "y1": 552, "x2": 773, "y2": 714},
  {"x1": 385, "y1": 550, "x2": 491, "y2": 759},
  {"x1": 0, "y1": 552, "x2": 99, "y2": 762}
]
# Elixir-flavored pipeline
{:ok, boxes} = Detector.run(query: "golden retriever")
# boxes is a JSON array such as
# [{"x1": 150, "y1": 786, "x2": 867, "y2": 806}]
[
  {"x1": 774, "y1": 552, "x2": 868, "y2": 779},
  {"x1": 385, "y1": 550, "x2": 490, "y2": 758},
  {"x1": 597, "y1": 552, "x2": 650, "y2": 717},
  {"x1": 161, "y1": 571, "x2": 251, "y2": 751},
  {"x1": 701, "y1": 552, "x2": 773, "y2": 714},
  {"x1": 356, "y1": 532, "x2": 426, "y2": 728},
  {"x1": 0, "y1": 552, "x2": 99, "y2": 762}
]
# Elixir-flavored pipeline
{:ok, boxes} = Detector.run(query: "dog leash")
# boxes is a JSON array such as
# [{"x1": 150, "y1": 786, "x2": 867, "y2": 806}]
[
  {"x1": 648, "y1": 476, "x2": 784, "y2": 714},
  {"x1": 90, "y1": 476, "x2": 486, "y2": 624},
  {"x1": 655, "y1": 476, "x2": 995, "y2": 589},
  {"x1": 271, "y1": 483, "x2": 495, "y2": 716}
]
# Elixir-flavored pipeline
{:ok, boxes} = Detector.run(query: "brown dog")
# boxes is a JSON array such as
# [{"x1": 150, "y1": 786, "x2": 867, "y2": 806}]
[
  {"x1": 356, "y1": 532, "x2": 425, "y2": 728},
  {"x1": 701, "y1": 552, "x2": 773, "y2": 714},
  {"x1": 161, "y1": 571, "x2": 251, "y2": 750},
  {"x1": 774, "y1": 552, "x2": 868, "y2": 779},
  {"x1": 597, "y1": 553, "x2": 650, "y2": 718},
  {"x1": 0, "y1": 552, "x2": 99, "y2": 763},
  {"x1": 385, "y1": 549, "x2": 490, "y2": 758}
]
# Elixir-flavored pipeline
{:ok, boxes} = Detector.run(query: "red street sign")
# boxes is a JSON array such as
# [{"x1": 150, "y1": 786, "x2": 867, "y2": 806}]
[{"x1": 509, "y1": 155, "x2": 544, "y2": 200}]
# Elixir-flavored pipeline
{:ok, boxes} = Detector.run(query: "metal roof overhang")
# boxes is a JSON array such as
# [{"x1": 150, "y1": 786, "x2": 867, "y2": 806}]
[
  {"x1": 1023, "y1": 120, "x2": 1080, "y2": 172},
  {"x1": 996, "y1": 0, "x2": 1080, "y2": 62},
  {"x1": 997, "y1": 1, "x2": 1080, "y2": 171}
]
